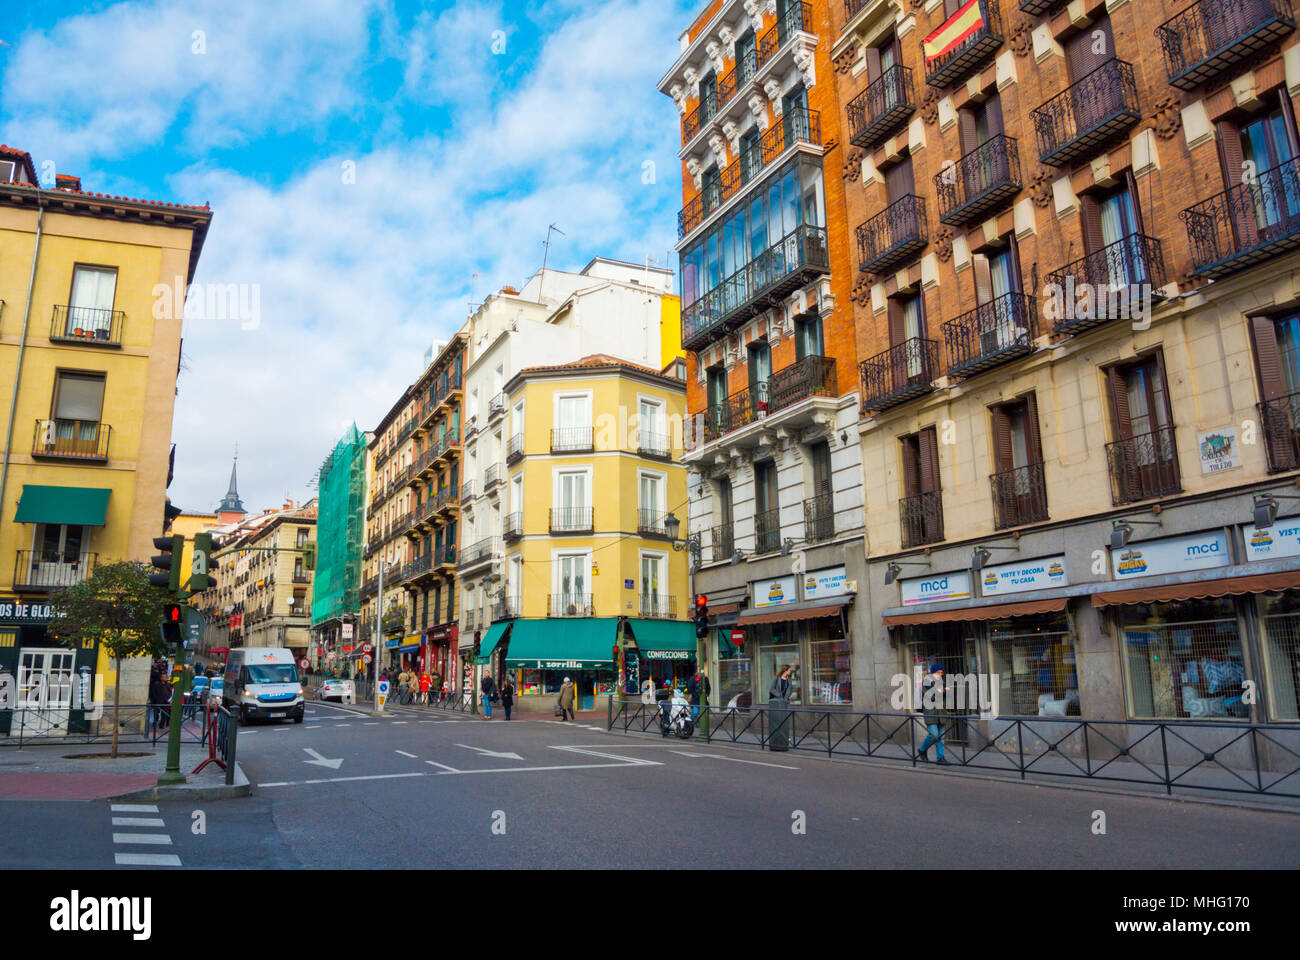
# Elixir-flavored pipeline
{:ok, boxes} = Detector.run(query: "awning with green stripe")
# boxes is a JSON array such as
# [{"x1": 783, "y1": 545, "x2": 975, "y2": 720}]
[
  {"x1": 503, "y1": 618, "x2": 620, "y2": 670},
  {"x1": 475, "y1": 621, "x2": 511, "y2": 664},
  {"x1": 15, "y1": 485, "x2": 110, "y2": 526},
  {"x1": 627, "y1": 619, "x2": 698, "y2": 660}
]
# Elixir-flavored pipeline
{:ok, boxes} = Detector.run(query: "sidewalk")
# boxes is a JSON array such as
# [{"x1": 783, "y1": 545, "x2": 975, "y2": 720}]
[{"x1": 0, "y1": 741, "x2": 247, "y2": 801}]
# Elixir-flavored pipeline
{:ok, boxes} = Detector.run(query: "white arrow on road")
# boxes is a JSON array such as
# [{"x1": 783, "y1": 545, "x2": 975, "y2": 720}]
[
  {"x1": 456, "y1": 743, "x2": 523, "y2": 761},
  {"x1": 303, "y1": 747, "x2": 344, "y2": 770}
]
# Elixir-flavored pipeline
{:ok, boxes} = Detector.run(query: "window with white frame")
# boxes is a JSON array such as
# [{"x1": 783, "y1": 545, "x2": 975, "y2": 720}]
[
  {"x1": 638, "y1": 396, "x2": 666, "y2": 454},
  {"x1": 638, "y1": 470, "x2": 665, "y2": 534},
  {"x1": 640, "y1": 551, "x2": 667, "y2": 617},
  {"x1": 554, "y1": 468, "x2": 590, "y2": 531},
  {"x1": 553, "y1": 552, "x2": 590, "y2": 614}
]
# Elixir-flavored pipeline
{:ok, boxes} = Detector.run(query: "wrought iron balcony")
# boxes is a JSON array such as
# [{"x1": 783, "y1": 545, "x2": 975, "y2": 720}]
[
  {"x1": 759, "y1": 2, "x2": 814, "y2": 69},
  {"x1": 639, "y1": 594, "x2": 678, "y2": 620},
  {"x1": 507, "y1": 433, "x2": 524, "y2": 463},
  {"x1": 856, "y1": 195, "x2": 927, "y2": 274},
  {"x1": 504, "y1": 512, "x2": 523, "y2": 542},
  {"x1": 768, "y1": 354, "x2": 838, "y2": 412},
  {"x1": 1019, "y1": 0, "x2": 1069, "y2": 15},
  {"x1": 1156, "y1": 0, "x2": 1294, "y2": 90},
  {"x1": 1030, "y1": 59, "x2": 1140, "y2": 167},
  {"x1": 924, "y1": 0, "x2": 1004, "y2": 89},
  {"x1": 1258, "y1": 392, "x2": 1300, "y2": 472},
  {"x1": 681, "y1": 223, "x2": 830, "y2": 350},
  {"x1": 436, "y1": 545, "x2": 458, "y2": 569},
  {"x1": 712, "y1": 525, "x2": 735, "y2": 562},
  {"x1": 461, "y1": 480, "x2": 475, "y2": 502},
  {"x1": 403, "y1": 553, "x2": 432, "y2": 581},
  {"x1": 936, "y1": 134, "x2": 1021, "y2": 226},
  {"x1": 942, "y1": 292, "x2": 1036, "y2": 379},
  {"x1": 31, "y1": 419, "x2": 111, "y2": 461},
  {"x1": 484, "y1": 463, "x2": 502, "y2": 490},
  {"x1": 637, "y1": 509, "x2": 670, "y2": 538},
  {"x1": 13, "y1": 550, "x2": 97, "y2": 591},
  {"x1": 900, "y1": 490, "x2": 944, "y2": 549},
  {"x1": 803, "y1": 491, "x2": 834, "y2": 544},
  {"x1": 859, "y1": 338, "x2": 939, "y2": 412},
  {"x1": 491, "y1": 598, "x2": 519, "y2": 622},
  {"x1": 682, "y1": 43, "x2": 759, "y2": 144},
  {"x1": 458, "y1": 537, "x2": 499, "y2": 568},
  {"x1": 549, "y1": 594, "x2": 594, "y2": 618},
  {"x1": 1045, "y1": 234, "x2": 1167, "y2": 337},
  {"x1": 489, "y1": 393, "x2": 506, "y2": 420},
  {"x1": 551, "y1": 427, "x2": 594, "y2": 453},
  {"x1": 847, "y1": 65, "x2": 915, "y2": 150},
  {"x1": 755, "y1": 507, "x2": 781, "y2": 554},
  {"x1": 678, "y1": 107, "x2": 821, "y2": 237},
  {"x1": 637, "y1": 431, "x2": 671, "y2": 459},
  {"x1": 990, "y1": 462, "x2": 1049, "y2": 529},
  {"x1": 550, "y1": 507, "x2": 594, "y2": 534},
  {"x1": 1181, "y1": 155, "x2": 1300, "y2": 279},
  {"x1": 50, "y1": 305, "x2": 124, "y2": 347},
  {"x1": 1106, "y1": 426, "x2": 1182, "y2": 506}
]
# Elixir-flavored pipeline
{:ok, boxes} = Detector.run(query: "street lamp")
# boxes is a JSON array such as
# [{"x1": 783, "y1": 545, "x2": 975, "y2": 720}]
[
  {"x1": 374, "y1": 557, "x2": 399, "y2": 715},
  {"x1": 664, "y1": 512, "x2": 706, "y2": 735}
]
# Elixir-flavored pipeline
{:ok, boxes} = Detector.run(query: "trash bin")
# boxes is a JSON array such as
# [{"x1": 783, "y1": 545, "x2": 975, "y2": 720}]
[{"x1": 768, "y1": 698, "x2": 791, "y2": 751}]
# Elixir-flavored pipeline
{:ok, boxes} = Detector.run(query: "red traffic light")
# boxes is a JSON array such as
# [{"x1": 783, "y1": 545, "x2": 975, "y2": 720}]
[
  {"x1": 164, "y1": 603, "x2": 183, "y2": 623},
  {"x1": 695, "y1": 595, "x2": 708, "y2": 609}
]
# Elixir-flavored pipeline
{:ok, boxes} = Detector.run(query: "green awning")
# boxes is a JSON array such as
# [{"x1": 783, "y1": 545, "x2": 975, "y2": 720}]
[
  {"x1": 627, "y1": 619, "x2": 698, "y2": 660},
  {"x1": 475, "y1": 621, "x2": 511, "y2": 664},
  {"x1": 15, "y1": 485, "x2": 110, "y2": 526},
  {"x1": 503, "y1": 618, "x2": 620, "y2": 670}
]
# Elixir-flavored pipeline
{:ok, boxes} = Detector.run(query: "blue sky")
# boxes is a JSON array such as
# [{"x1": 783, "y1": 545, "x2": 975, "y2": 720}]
[{"x1": 1, "y1": 0, "x2": 695, "y2": 513}]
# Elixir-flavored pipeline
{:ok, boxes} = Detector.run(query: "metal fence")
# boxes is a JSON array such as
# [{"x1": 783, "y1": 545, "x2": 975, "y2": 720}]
[
  {"x1": 607, "y1": 699, "x2": 1300, "y2": 800},
  {"x1": 0, "y1": 703, "x2": 210, "y2": 748}
]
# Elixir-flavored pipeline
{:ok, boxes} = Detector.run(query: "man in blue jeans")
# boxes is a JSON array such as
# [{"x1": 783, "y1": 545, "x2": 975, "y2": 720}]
[{"x1": 918, "y1": 663, "x2": 949, "y2": 765}]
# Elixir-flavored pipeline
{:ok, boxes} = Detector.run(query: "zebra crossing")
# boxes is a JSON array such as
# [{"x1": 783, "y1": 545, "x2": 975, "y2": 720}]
[{"x1": 109, "y1": 803, "x2": 181, "y2": 867}]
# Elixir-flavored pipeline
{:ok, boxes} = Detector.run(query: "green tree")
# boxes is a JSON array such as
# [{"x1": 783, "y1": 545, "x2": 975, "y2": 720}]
[{"x1": 46, "y1": 561, "x2": 172, "y2": 757}]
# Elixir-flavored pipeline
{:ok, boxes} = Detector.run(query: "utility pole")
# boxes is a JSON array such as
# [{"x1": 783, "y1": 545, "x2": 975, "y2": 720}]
[
  {"x1": 374, "y1": 560, "x2": 389, "y2": 715},
  {"x1": 538, "y1": 223, "x2": 565, "y2": 304}
]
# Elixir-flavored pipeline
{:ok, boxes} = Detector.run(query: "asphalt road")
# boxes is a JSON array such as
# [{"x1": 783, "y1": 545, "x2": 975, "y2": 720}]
[{"x1": 3, "y1": 701, "x2": 1297, "y2": 870}]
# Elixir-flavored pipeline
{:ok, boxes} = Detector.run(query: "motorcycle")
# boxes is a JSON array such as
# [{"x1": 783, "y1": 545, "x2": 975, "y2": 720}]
[{"x1": 658, "y1": 687, "x2": 695, "y2": 739}]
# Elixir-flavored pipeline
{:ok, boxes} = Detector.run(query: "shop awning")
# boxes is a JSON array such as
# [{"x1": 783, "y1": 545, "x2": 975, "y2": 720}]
[
  {"x1": 627, "y1": 619, "x2": 697, "y2": 660},
  {"x1": 15, "y1": 485, "x2": 111, "y2": 526},
  {"x1": 1091, "y1": 571, "x2": 1300, "y2": 608},
  {"x1": 475, "y1": 621, "x2": 511, "y2": 664},
  {"x1": 503, "y1": 618, "x2": 619, "y2": 670},
  {"x1": 738, "y1": 597, "x2": 850, "y2": 626},
  {"x1": 399, "y1": 634, "x2": 422, "y2": 652},
  {"x1": 883, "y1": 597, "x2": 1067, "y2": 627}
]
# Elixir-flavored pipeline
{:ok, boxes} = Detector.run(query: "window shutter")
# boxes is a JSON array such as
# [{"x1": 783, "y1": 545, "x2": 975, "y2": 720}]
[
  {"x1": 991, "y1": 404, "x2": 1014, "y2": 474},
  {"x1": 1108, "y1": 365, "x2": 1134, "y2": 438},
  {"x1": 943, "y1": 0, "x2": 961, "y2": 17},
  {"x1": 919, "y1": 427, "x2": 941, "y2": 493},
  {"x1": 1080, "y1": 194, "x2": 1104, "y2": 255},
  {"x1": 888, "y1": 298, "x2": 906, "y2": 347},
  {"x1": 958, "y1": 109, "x2": 977, "y2": 157},
  {"x1": 901, "y1": 436, "x2": 921, "y2": 497},
  {"x1": 986, "y1": 93, "x2": 1005, "y2": 138},
  {"x1": 972, "y1": 252, "x2": 994, "y2": 304},
  {"x1": 865, "y1": 45, "x2": 881, "y2": 84},
  {"x1": 1217, "y1": 119, "x2": 1260, "y2": 249},
  {"x1": 1024, "y1": 392, "x2": 1044, "y2": 464},
  {"x1": 1251, "y1": 315, "x2": 1288, "y2": 400}
]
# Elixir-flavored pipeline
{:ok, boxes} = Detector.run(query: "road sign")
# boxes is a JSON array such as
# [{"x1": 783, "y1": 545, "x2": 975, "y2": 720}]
[
  {"x1": 361, "y1": 642, "x2": 372, "y2": 653},
  {"x1": 299, "y1": 659, "x2": 309, "y2": 669},
  {"x1": 362, "y1": 654, "x2": 372, "y2": 664},
  {"x1": 378, "y1": 680, "x2": 390, "y2": 695},
  {"x1": 730, "y1": 629, "x2": 745, "y2": 645}
]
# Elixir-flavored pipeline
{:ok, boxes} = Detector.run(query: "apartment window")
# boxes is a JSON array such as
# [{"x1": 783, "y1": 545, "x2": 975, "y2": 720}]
[
  {"x1": 990, "y1": 395, "x2": 1048, "y2": 528},
  {"x1": 35, "y1": 524, "x2": 86, "y2": 563},
  {"x1": 509, "y1": 555, "x2": 523, "y2": 607},
  {"x1": 554, "y1": 393, "x2": 592, "y2": 451},
  {"x1": 1252, "y1": 313, "x2": 1300, "y2": 471},
  {"x1": 794, "y1": 314, "x2": 823, "y2": 360},
  {"x1": 1106, "y1": 354, "x2": 1180, "y2": 504},
  {"x1": 900, "y1": 427, "x2": 943, "y2": 547},
  {"x1": 699, "y1": 70, "x2": 718, "y2": 121},
  {"x1": 1217, "y1": 93, "x2": 1300, "y2": 242},
  {"x1": 640, "y1": 552, "x2": 667, "y2": 617},
  {"x1": 554, "y1": 553, "x2": 590, "y2": 614},
  {"x1": 885, "y1": 154, "x2": 915, "y2": 206},
  {"x1": 639, "y1": 471, "x2": 665, "y2": 534},
  {"x1": 805, "y1": 441, "x2": 833, "y2": 543},
  {"x1": 66, "y1": 265, "x2": 118, "y2": 336},
  {"x1": 53, "y1": 372, "x2": 105, "y2": 423},
  {"x1": 1064, "y1": 14, "x2": 1114, "y2": 85},
  {"x1": 511, "y1": 474, "x2": 523, "y2": 513},
  {"x1": 748, "y1": 339, "x2": 771, "y2": 410},
  {"x1": 714, "y1": 477, "x2": 735, "y2": 561},
  {"x1": 554, "y1": 469, "x2": 590, "y2": 531},
  {"x1": 638, "y1": 397, "x2": 666, "y2": 453},
  {"x1": 755, "y1": 459, "x2": 780, "y2": 553}
]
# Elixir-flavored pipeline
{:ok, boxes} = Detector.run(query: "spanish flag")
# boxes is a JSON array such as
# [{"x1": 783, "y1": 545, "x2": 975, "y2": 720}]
[{"x1": 923, "y1": 0, "x2": 985, "y2": 63}]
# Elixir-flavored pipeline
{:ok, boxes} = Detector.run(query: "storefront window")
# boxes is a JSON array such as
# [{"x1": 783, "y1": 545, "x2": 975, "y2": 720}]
[
  {"x1": 522, "y1": 668, "x2": 541, "y2": 696},
  {"x1": 808, "y1": 614, "x2": 850, "y2": 705},
  {"x1": 757, "y1": 633, "x2": 802, "y2": 705},
  {"x1": 1121, "y1": 599, "x2": 1247, "y2": 720},
  {"x1": 717, "y1": 655, "x2": 752, "y2": 709},
  {"x1": 1259, "y1": 590, "x2": 1300, "y2": 721},
  {"x1": 987, "y1": 617, "x2": 1078, "y2": 717}
]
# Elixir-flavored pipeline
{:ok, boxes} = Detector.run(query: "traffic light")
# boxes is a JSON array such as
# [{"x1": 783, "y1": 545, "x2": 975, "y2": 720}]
[
  {"x1": 473, "y1": 629, "x2": 482, "y2": 658},
  {"x1": 302, "y1": 540, "x2": 317, "y2": 572},
  {"x1": 149, "y1": 534, "x2": 185, "y2": 592},
  {"x1": 189, "y1": 532, "x2": 218, "y2": 593},
  {"x1": 160, "y1": 602, "x2": 184, "y2": 647},
  {"x1": 694, "y1": 594, "x2": 709, "y2": 639}
]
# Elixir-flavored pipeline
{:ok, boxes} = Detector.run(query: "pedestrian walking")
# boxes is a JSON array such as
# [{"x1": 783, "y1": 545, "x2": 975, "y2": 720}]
[
  {"x1": 918, "y1": 663, "x2": 949, "y2": 765},
  {"x1": 767, "y1": 664, "x2": 794, "y2": 752},
  {"x1": 419, "y1": 672, "x2": 431, "y2": 705},
  {"x1": 480, "y1": 671, "x2": 497, "y2": 719},
  {"x1": 558, "y1": 676, "x2": 576, "y2": 721},
  {"x1": 688, "y1": 668, "x2": 711, "y2": 721},
  {"x1": 499, "y1": 677, "x2": 515, "y2": 721},
  {"x1": 148, "y1": 673, "x2": 172, "y2": 735},
  {"x1": 431, "y1": 671, "x2": 442, "y2": 703}
]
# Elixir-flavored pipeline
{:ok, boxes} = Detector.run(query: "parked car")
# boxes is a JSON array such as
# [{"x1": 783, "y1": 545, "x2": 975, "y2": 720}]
[
  {"x1": 183, "y1": 676, "x2": 211, "y2": 717},
  {"x1": 318, "y1": 679, "x2": 355, "y2": 705}
]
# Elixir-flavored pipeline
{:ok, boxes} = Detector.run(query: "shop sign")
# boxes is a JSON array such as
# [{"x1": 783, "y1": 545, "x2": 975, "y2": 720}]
[
  {"x1": 1242, "y1": 522, "x2": 1300, "y2": 562},
  {"x1": 900, "y1": 571, "x2": 972, "y2": 606},
  {"x1": 751, "y1": 575, "x2": 798, "y2": 608},
  {"x1": 803, "y1": 566, "x2": 850, "y2": 600},
  {"x1": 0, "y1": 597, "x2": 52, "y2": 625},
  {"x1": 342, "y1": 623, "x2": 354, "y2": 639},
  {"x1": 642, "y1": 649, "x2": 692, "y2": 660},
  {"x1": 1197, "y1": 428, "x2": 1241, "y2": 475},
  {"x1": 980, "y1": 556, "x2": 1068, "y2": 597},
  {"x1": 1111, "y1": 530, "x2": 1230, "y2": 580}
]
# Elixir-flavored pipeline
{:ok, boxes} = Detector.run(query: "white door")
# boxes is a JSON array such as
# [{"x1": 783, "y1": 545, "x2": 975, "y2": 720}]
[{"x1": 17, "y1": 648, "x2": 76, "y2": 736}]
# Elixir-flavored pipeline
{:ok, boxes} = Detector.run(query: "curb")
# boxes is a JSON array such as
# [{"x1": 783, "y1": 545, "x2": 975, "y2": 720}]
[{"x1": 108, "y1": 761, "x2": 251, "y2": 802}]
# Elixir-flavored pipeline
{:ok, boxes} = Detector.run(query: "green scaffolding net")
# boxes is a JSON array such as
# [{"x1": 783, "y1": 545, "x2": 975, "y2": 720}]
[{"x1": 312, "y1": 424, "x2": 366, "y2": 625}]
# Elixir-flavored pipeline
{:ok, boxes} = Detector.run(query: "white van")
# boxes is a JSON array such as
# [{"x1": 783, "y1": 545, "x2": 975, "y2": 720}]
[{"x1": 223, "y1": 648, "x2": 305, "y2": 724}]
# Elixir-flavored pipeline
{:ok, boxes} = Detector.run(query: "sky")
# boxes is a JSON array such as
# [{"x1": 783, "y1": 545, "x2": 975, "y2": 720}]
[{"x1": 0, "y1": 0, "x2": 695, "y2": 514}]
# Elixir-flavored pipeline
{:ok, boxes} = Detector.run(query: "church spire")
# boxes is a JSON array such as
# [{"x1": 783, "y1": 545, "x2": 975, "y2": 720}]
[{"x1": 217, "y1": 449, "x2": 245, "y2": 517}]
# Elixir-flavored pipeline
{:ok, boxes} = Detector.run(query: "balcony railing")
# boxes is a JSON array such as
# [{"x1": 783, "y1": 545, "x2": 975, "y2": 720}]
[
  {"x1": 679, "y1": 107, "x2": 822, "y2": 237},
  {"x1": 462, "y1": 480, "x2": 475, "y2": 502},
  {"x1": 507, "y1": 433, "x2": 524, "y2": 463},
  {"x1": 458, "y1": 537, "x2": 500, "y2": 568},
  {"x1": 489, "y1": 393, "x2": 506, "y2": 420},
  {"x1": 13, "y1": 551, "x2": 97, "y2": 591},
  {"x1": 1106, "y1": 426, "x2": 1182, "y2": 505},
  {"x1": 550, "y1": 507, "x2": 594, "y2": 534},
  {"x1": 550, "y1": 594, "x2": 594, "y2": 618},
  {"x1": 701, "y1": 355, "x2": 838, "y2": 444},
  {"x1": 636, "y1": 431, "x2": 671, "y2": 459},
  {"x1": 856, "y1": 195, "x2": 927, "y2": 274},
  {"x1": 901, "y1": 490, "x2": 944, "y2": 549},
  {"x1": 936, "y1": 134, "x2": 1021, "y2": 226},
  {"x1": 759, "y1": 1, "x2": 813, "y2": 67},
  {"x1": 551, "y1": 427, "x2": 594, "y2": 453},
  {"x1": 803, "y1": 492, "x2": 834, "y2": 544},
  {"x1": 990, "y1": 462, "x2": 1049, "y2": 529},
  {"x1": 1019, "y1": 0, "x2": 1069, "y2": 14},
  {"x1": 1258, "y1": 391, "x2": 1300, "y2": 473},
  {"x1": 491, "y1": 598, "x2": 519, "y2": 622},
  {"x1": 504, "y1": 512, "x2": 523, "y2": 541},
  {"x1": 942, "y1": 292, "x2": 1036, "y2": 379},
  {"x1": 681, "y1": 223, "x2": 830, "y2": 350},
  {"x1": 31, "y1": 419, "x2": 111, "y2": 461},
  {"x1": 1182, "y1": 156, "x2": 1300, "y2": 279},
  {"x1": 436, "y1": 545, "x2": 458, "y2": 568},
  {"x1": 847, "y1": 65, "x2": 915, "y2": 150},
  {"x1": 404, "y1": 554, "x2": 432, "y2": 581},
  {"x1": 637, "y1": 509, "x2": 670, "y2": 538},
  {"x1": 755, "y1": 506, "x2": 781, "y2": 554},
  {"x1": 1046, "y1": 234, "x2": 1167, "y2": 338},
  {"x1": 50, "y1": 305, "x2": 124, "y2": 347},
  {"x1": 1156, "y1": 0, "x2": 1294, "y2": 90},
  {"x1": 484, "y1": 463, "x2": 502, "y2": 489},
  {"x1": 1030, "y1": 59, "x2": 1140, "y2": 167},
  {"x1": 924, "y1": 0, "x2": 1004, "y2": 89},
  {"x1": 639, "y1": 595, "x2": 678, "y2": 620},
  {"x1": 683, "y1": 46, "x2": 759, "y2": 142},
  {"x1": 859, "y1": 338, "x2": 939, "y2": 412},
  {"x1": 712, "y1": 525, "x2": 734, "y2": 563},
  {"x1": 293, "y1": 571, "x2": 311, "y2": 583}
]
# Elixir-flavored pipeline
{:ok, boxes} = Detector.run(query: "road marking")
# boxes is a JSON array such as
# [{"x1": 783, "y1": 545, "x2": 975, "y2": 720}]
[
  {"x1": 670, "y1": 750, "x2": 799, "y2": 770},
  {"x1": 363, "y1": 722, "x2": 379, "y2": 726},
  {"x1": 257, "y1": 751, "x2": 659, "y2": 788},
  {"x1": 110, "y1": 803, "x2": 158, "y2": 813},
  {"x1": 425, "y1": 760, "x2": 460, "y2": 772},
  {"x1": 456, "y1": 743, "x2": 524, "y2": 761},
  {"x1": 259, "y1": 772, "x2": 429, "y2": 787},
  {"x1": 395, "y1": 750, "x2": 417, "y2": 758},
  {"x1": 333, "y1": 724, "x2": 351, "y2": 728},
  {"x1": 114, "y1": 853, "x2": 182, "y2": 866},
  {"x1": 303, "y1": 747, "x2": 344, "y2": 769},
  {"x1": 112, "y1": 817, "x2": 165, "y2": 827},
  {"x1": 113, "y1": 833, "x2": 173, "y2": 845},
  {"x1": 392, "y1": 721, "x2": 407, "y2": 724}
]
